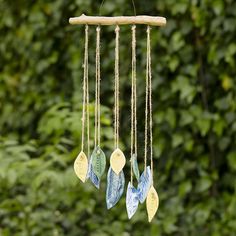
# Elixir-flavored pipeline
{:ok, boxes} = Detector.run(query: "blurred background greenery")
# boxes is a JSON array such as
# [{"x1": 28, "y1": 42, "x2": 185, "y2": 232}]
[{"x1": 1, "y1": 0, "x2": 236, "y2": 235}]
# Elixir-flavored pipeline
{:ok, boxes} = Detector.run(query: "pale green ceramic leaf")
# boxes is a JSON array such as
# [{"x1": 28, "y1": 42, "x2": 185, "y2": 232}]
[
  {"x1": 91, "y1": 146, "x2": 106, "y2": 178},
  {"x1": 132, "y1": 154, "x2": 140, "y2": 181}
]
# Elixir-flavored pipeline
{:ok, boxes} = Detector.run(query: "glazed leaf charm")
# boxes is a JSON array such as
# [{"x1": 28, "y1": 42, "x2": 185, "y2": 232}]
[
  {"x1": 110, "y1": 148, "x2": 126, "y2": 174},
  {"x1": 137, "y1": 166, "x2": 152, "y2": 203},
  {"x1": 131, "y1": 154, "x2": 140, "y2": 181},
  {"x1": 91, "y1": 146, "x2": 106, "y2": 178},
  {"x1": 146, "y1": 186, "x2": 159, "y2": 222},
  {"x1": 74, "y1": 151, "x2": 88, "y2": 183},
  {"x1": 106, "y1": 167, "x2": 125, "y2": 209},
  {"x1": 126, "y1": 182, "x2": 139, "y2": 219},
  {"x1": 87, "y1": 154, "x2": 100, "y2": 189}
]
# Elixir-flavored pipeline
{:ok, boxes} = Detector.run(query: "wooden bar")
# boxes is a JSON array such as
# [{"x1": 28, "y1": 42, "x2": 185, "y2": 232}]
[{"x1": 69, "y1": 14, "x2": 166, "y2": 26}]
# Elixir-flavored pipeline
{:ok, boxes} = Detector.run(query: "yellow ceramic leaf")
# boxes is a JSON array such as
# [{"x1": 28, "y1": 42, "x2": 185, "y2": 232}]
[
  {"x1": 146, "y1": 186, "x2": 159, "y2": 222},
  {"x1": 74, "y1": 151, "x2": 88, "y2": 183},
  {"x1": 110, "y1": 148, "x2": 126, "y2": 175}
]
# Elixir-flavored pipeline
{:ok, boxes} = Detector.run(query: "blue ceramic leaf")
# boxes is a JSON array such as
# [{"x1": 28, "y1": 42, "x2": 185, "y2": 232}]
[
  {"x1": 89, "y1": 165, "x2": 100, "y2": 189},
  {"x1": 126, "y1": 182, "x2": 139, "y2": 219},
  {"x1": 87, "y1": 156, "x2": 100, "y2": 189},
  {"x1": 86, "y1": 157, "x2": 92, "y2": 180},
  {"x1": 118, "y1": 169, "x2": 125, "y2": 197},
  {"x1": 137, "y1": 166, "x2": 152, "y2": 203},
  {"x1": 106, "y1": 167, "x2": 125, "y2": 209}
]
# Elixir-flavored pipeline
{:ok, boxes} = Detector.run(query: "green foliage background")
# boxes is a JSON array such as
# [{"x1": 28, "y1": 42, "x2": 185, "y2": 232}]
[{"x1": 1, "y1": 0, "x2": 236, "y2": 235}]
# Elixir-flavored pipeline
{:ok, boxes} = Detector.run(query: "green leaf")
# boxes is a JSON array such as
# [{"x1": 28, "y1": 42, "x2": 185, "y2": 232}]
[
  {"x1": 91, "y1": 146, "x2": 106, "y2": 178},
  {"x1": 213, "y1": 0, "x2": 224, "y2": 15},
  {"x1": 172, "y1": 134, "x2": 183, "y2": 148},
  {"x1": 166, "y1": 108, "x2": 176, "y2": 128},
  {"x1": 196, "y1": 177, "x2": 212, "y2": 192},
  {"x1": 196, "y1": 118, "x2": 211, "y2": 136},
  {"x1": 227, "y1": 152, "x2": 236, "y2": 171},
  {"x1": 213, "y1": 119, "x2": 225, "y2": 136},
  {"x1": 179, "y1": 181, "x2": 192, "y2": 197},
  {"x1": 131, "y1": 154, "x2": 140, "y2": 181}
]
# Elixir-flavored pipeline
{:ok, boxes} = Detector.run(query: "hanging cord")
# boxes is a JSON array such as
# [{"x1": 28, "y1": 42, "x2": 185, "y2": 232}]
[
  {"x1": 97, "y1": 27, "x2": 101, "y2": 147},
  {"x1": 81, "y1": 25, "x2": 89, "y2": 152},
  {"x1": 147, "y1": 26, "x2": 153, "y2": 182},
  {"x1": 99, "y1": 0, "x2": 136, "y2": 16},
  {"x1": 94, "y1": 28, "x2": 97, "y2": 147},
  {"x1": 85, "y1": 25, "x2": 90, "y2": 157},
  {"x1": 145, "y1": 25, "x2": 154, "y2": 181},
  {"x1": 130, "y1": 25, "x2": 136, "y2": 185},
  {"x1": 95, "y1": 26, "x2": 101, "y2": 147},
  {"x1": 133, "y1": 27, "x2": 137, "y2": 158},
  {"x1": 114, "y1": 25, "x2": 120, "y2": 149},
  {"x1": 132, "y1": 0, "x2": 136, "y2": 16},
  {"x1": 144, "y1": 27, "x2": 149, "y2": 172},
  {"x1": 99, "y1": 0, "x2": 105, "y2": 16}
]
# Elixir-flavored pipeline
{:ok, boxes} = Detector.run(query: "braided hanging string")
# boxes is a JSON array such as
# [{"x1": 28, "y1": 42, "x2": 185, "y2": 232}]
[
  {"x1": 94, "y1": 26, "x2": 101, "y2": 147},
  {"x1": 95, "y1": 26, "x2": 101, "y2": 147},
  {"x1": 114, "y1": 25, "x2": 120, "y2": 149},
  {"x1": 134, "y1": 32, "x2": 137, "y2": 159},
  {"x1": 85, "y1": 25, "x2": 90, "y2": 157},
  {"x1": 147, "y1": 25, "x2": 154, "y2": 181},
  {"x1": 97, "y1": 27, "x2": 101, "y2": 147},
  {"x1": 130, "y1": 25, "x2": 137, "y2": 185},
  {"x1": 81, "y1": 25, "x2": 89, "y2": 152},
  {"x1": 144, "y1": 25, "x2": 153, "y2": 178},
  {"x1": 144, "y1": 27, "x2": 149, "y2": 172}
]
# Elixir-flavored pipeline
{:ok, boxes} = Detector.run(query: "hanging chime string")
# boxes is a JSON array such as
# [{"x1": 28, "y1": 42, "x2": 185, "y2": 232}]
[
  {"x1": 85, "y1": 25, "x2": 90, "y2": 157},
  {"x1": 144, "y1": 26, "x2": 149, "y2": 172},
  {"x1": 114, "y1": 27, "x2": 117, "y2": 149},
  {"x1": 134, "y1": 27, "x2": 137, "y2": 158},
  {"x1": 130, "y1": 25, "x2": 134, "y2": 185},
  {"x1": 114, "y1": 25, "x2": 120, "y2": 149},
  {"x1": 130, "y1": 28, "x2": 134, "y2": 184},
  {"x1": 94, "y1": 29, "x2": 98, "y2": 148},
  {"x1": 95, "y1": 26, "x2": 101, "y2": 147},
  {"x1": 114, "y1": 33, "x2": 117, "y2": 149},
  {"x1": 96, "y1": 26, "x2": 101, "y2": 147},
  {"x1": 81, "y1": 25, "x2": 89, "y2": 152},
  {"x1": 147, "y1": 26, "x2": 154, "y2": 182},
  {"x1": 130, "y1": 25, "x2": 136, "y2": 185}
]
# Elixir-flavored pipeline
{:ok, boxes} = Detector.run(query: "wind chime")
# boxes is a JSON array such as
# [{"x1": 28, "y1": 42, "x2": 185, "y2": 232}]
[{"x1": 71, "y1": 14, "x2": 166, "y2": 222}]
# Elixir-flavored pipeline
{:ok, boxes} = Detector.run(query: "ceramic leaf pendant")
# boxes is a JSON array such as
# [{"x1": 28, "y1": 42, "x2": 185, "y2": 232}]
[
  {"x1": 74, "y1": 151, "x2": 88, "y2": 183},
  {"x1": 146, "y1": 185, "x2": 159, "y2": 222},
  {"x1": 110, "y1": 148, "x2": 126, "y2": 175},
  {"x1": 87, "y1": 155, "x2": 100, "y2": 189},
  {"x1": 91, "y1": 146, "x2": 106, "y2": 178},
  {"x1": 126, "y1": 182, "x2": 139, "y2": 219},
  {"x1": 137, "y1": 166, "x2": 152, "y2": 203},
  {"x1": 106, "y1": 166, "x2": 125, "y2": 209},
  {"x1": 131, "y1": 154, "x2": 140, "y2": 181},
  {"x1": 86, "y1": 157, "x2": 91, "y2": 181}
]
